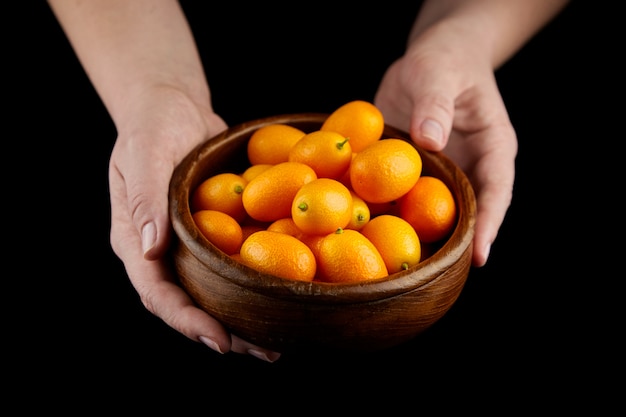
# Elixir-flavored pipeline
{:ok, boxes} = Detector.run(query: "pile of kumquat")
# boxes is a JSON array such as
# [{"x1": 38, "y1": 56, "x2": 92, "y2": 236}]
[{"x1": 190, "y1": 100, "x2": 457, "y2": 283}]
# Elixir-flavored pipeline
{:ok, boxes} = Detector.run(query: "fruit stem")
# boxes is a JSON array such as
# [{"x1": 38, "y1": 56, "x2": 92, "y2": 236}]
[{"x1": 337, "y1": 138, "x2": 350, "y2": 150}]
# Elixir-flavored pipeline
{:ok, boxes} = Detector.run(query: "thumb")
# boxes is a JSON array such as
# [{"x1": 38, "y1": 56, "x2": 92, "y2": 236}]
[
  {"x1": 407, "y1": 86, "x2": 455, "y2": 152},
  {"x1": 109, "y1": 149, "x2": 173, "y2": 262},
  {"x1": 135, "y1": 167, "x2": 173, "y2": 261},
  {"x1": 138, "y1": 201, "x2": 171, "y2": 261}
]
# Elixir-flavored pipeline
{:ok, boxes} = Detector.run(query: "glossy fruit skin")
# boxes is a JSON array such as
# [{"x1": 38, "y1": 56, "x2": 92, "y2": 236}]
[
  {"x1": 192, "y1": 209, "x2": 243, "y2": 256},
  {"x1": 190, "y1": 172, "x2": 249, "y2": 223},
  {"x1": 267, "y1": 217, "x2": 303, "y2": 239},
  {"x1": 239, "y1": 230, "x2": 316, "y2": 282},
  {"x1": 291, "y1": 178, "x2": 353, "y2": 236},
  {"x1": 321, "y1": 100, "x2": 384, "y2": 153},
  {"x1": 298, "y1": 233, "x2": 325, "y2": 260},
  {"x1": 361, "y1": 214, "x2": 421, "y2": 274},
  {"x1": 399, "y1": 176, "x2": 457, "y2": 243},
  {"x1": 242, "y1": 161, "x2": 317, "y2": 222},
  {"x1": 247, "y1": 123, "x2": 306, "y2": 165},
  {"x1": 350, "y1": 138, "x2": 422, "y2": 204},
  {"x1": 346, "y1": 191, "x2": 370, "y2": 231},
  {"x1": 288, "y1": 130, "x2": 352, "y2": 180},
  {"x1": 317, "y1": 228, "x2": 388, "y2": 283},
  {"x1": 241, "y1": 163, "x2": 272, "y2": 182}
]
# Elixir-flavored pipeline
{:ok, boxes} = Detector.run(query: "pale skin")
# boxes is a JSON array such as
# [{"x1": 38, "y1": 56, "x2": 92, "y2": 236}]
[{"x1": 47, "y1": 0, "x2": 569, "y2": 362}]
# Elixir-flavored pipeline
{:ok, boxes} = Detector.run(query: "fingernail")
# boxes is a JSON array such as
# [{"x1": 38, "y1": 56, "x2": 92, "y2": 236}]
[
  {"x1": 420, "y1": 119, "x2": 444, "y2": 147},
  {"x1": 483, "y1": 243, "x2": 491, "y2": 263},
  {"x1": 141, "y1": 222, "x2": 157, "y2": 255},
  {"x1": 475, "y1": 243, "x2": 491, "y2": 268},
  {"x1": 248, "y1": 349, "x2": 281, "y2": 363},
  {"x1": 199, "y1": 336, "x2": 225, "y2": 354}
]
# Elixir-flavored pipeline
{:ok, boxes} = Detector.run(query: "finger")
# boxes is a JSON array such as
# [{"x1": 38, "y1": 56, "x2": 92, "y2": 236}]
[
  {"x1": 374, "y1": 57, "x2": 456, "y2": 150},
  {"x1": 112, "y1": 222, "x2": 235, "y2": 354},
  {"x1": 471, "y1": 143, "x2": 516, "y2": 267},
  {"x1": 135, "y1": 268, "x2": 234, "y2": 354},
  {"x1": 455, "y1": 120, "x2": 516, "y2": 267},
  {"x1": 230, "y1": 336, "x2": 282, "y2": 363},
  {"x1": 405, "y1": 64, "x2": 457, "y2": 152},
  {"x1": 109, "y1": 172, "x2": 234, "y2": 355},
  {"x1": 111, "y1": 177, "x2": 281, "y2": 359},
  {"x1": 109, "y1": 145, "x2": 174, "y2": 261}
]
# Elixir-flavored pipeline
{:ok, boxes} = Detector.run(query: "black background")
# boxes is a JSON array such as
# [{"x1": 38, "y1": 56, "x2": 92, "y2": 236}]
[{"x1": 8, "y1": 1, "x2": 620, "y2": 409}]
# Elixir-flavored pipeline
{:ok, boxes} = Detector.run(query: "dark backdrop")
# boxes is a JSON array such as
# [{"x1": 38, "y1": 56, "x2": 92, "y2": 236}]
[{"x1": 8, "y1": 1, "x2": 620, "y2": 410}]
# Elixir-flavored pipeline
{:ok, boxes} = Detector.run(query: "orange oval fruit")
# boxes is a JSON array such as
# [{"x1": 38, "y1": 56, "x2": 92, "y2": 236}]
[
  {"x1": 346, "y1": 191, "x2": 370, "y2": 231},
  {"x1": 299, "y1": 233, "x2": 325, "y2": 260},
  {"x1": 242, "y1": 161, "x2": 317, "y2": 222},
  {"x1": 288, "y1": 130, "x2": 352, "y2": 179},
  {"x1": 247, "y1": 123, "x2": 306, "y2": 165},
  {"x1": 190, "y1": 172, "x2": 248, "y2": 223},
  {"x1": 241, "y1": 163, "x2": 273, "y2": 182},
  {"x1": 350, "y1": 138, "x2": 422, "y2": 203},
  {"x1": 399, "y1": 176, "x2": 457, "y2": 243},
  {"x1": 317, "y1": 228, "x2": 388, "y2": 283},
  {"x1": 337, "y1": 152, "x2": 356, "y2": 190},
  {"x1": 361, "y1": 214, "x2": 421, "y2": 274},
  {"x1": 267, "y1": 217, "x2": 303, "y2": 239},
  {"x1": 192, "y1": 209, "x2": 243, "y2": 256},
  {"x1": 321, "y1": 100, "x2": 384, "y2": 153},
  {"x1": 239, "y1": 230, "x2": 316, "y2": 282},
  {"x1": 291, "y1": 178, "x2": 353, "y2": 236}
]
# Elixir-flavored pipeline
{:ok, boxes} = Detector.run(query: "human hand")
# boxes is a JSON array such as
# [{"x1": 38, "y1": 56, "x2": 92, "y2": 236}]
[
  {"x1": 375, "y1": 23, "x2": 517, "y2": 268},
  {"x1": 108, "y1": 85, "x2": 281, "y2": 362}
]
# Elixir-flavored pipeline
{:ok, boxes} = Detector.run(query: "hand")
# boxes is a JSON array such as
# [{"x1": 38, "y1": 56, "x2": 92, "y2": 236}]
[
  {"x1": 108, "y1": 85, "x2": 281, "y2": 362},
  {"x1": 375, "y1": 23, "x2": 517, "y2": 268}
]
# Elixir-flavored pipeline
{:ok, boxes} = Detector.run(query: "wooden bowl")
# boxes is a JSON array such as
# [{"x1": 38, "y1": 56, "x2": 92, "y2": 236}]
[{"x1": 169, "y1": 113, "x2": 476, "y2": 352}]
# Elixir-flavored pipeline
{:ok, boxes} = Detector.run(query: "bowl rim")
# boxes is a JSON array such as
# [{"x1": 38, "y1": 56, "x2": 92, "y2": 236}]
[{"x1": 169, "y1": 113, "x2": 476, "y2": 303}]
